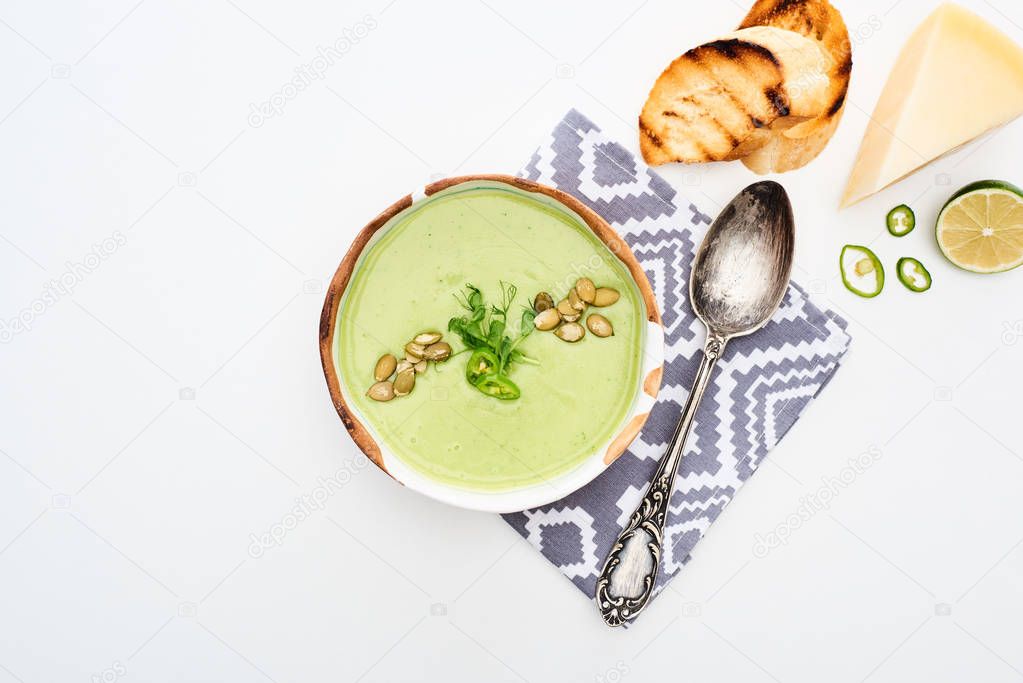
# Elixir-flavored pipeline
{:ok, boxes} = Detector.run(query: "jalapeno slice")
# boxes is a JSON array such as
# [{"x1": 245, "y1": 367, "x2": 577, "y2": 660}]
[
  {"x1": 473, "y1": 374, "x2": 521, "y2": 400},
  {"x1": 887, "y1": 205, "x2": 916, "y2": 237},
  {"x1": 840, "y1": 245, "x2": 885, "y2": 298},
  {"x1": 896, "y1": 257, "x2": 932, "y2": 292},
  {"x1": 465, "y1": 349, "x2": 499, "y2": 385}
]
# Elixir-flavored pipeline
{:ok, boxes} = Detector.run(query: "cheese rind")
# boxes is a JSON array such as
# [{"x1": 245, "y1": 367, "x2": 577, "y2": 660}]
[{"x1": 841, "y1": 3, "x2": 1023, "y2": 208}]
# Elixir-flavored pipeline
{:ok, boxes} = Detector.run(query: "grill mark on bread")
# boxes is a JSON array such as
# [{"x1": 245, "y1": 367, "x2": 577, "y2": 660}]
[
  {"x1": 775, "y1": 0, "x2": 810, "y2": 13},
  {"x1": 744, "y1": 0, "x2": 809, "y2": 26},
  {"x1": 826, "y1": 92, "x2": 846, "y2": 118},
  {"x1": 764, "y1": 86, "x2": 790, "y2": 117},
  {"x1": 639, "y1": 120, "x2": 664, "y2": 147},
  {"x1": 703, "y1": 38, "x2": 742, "y2": 59},
  {"x1": 715, "y1": 120, "x2": 740, "y2": 147},
  {"x1": 837, "y1": 54, "x2": 853, "y2": 76},
  {"x1": 674, "y1": 56, "x2": 746, "y2": 151},
  {"x1": 703, "y1": 38, "x2": 780, "y2": 68},
  {"x1": 690, "y1": 139, "x2": 712, "y2": 160},
  {"x1": 688, "y1": 44, "x2": 782, "y2": 135}
]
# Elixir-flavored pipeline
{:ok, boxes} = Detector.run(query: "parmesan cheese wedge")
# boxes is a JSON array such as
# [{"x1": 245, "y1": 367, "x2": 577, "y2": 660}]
[{"x1": 841, "y1": 4, "x2": 1023, "y2": 208}]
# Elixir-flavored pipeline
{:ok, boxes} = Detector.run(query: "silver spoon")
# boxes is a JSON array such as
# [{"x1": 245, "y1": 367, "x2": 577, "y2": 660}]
[{"x1": 595, "y1": 181, "x2": 795, "y2": 627}]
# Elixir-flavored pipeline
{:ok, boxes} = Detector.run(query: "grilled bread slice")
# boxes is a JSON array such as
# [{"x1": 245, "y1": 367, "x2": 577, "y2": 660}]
[
  {"x1": 717, "y1": 27, "x2": 830, "y2": 118},
  {"x1": 639, "y1": 27, "x2": 830, "y2": 165},
  {"x1": 738, "y1": 0, "x2": 852, "y2": 173}
]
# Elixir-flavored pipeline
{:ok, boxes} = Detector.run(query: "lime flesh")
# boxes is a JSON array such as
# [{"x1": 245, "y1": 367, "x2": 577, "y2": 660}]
[{"x1": 936, "y1": 180, "x2": 1023, "y2": 274}]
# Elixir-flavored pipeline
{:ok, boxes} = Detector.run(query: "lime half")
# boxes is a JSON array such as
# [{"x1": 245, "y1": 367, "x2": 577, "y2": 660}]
[{"x1": 936, "y1": 180, "x2": 1023, "y2": 274}]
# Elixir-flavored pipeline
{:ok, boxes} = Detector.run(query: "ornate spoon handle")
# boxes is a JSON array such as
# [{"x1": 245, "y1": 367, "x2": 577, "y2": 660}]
[{"x1": 595, "y1": 335, "x2": 726, "y2": 627}]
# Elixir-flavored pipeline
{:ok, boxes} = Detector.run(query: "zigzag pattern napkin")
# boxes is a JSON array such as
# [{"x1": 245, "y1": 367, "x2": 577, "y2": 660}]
[{"x1": 503, "y1": 109, "x2": 852, "y2": 601}]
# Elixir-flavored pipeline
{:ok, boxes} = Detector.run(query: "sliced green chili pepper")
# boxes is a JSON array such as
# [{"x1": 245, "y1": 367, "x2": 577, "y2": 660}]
[
  {"x1": 465, "y1": 349, "x2": 521, "y2": 400},
  {"x1": 886, "y1": 204, "x2": 916, "y2": 237},
  {"x1": 896, "y1": 257, "x2": 932, "y2": 292},
  {"x1": 473, "y1": 374, "x2": 521, "y2": 400},
  {"x1": 840, "y1": 244, "x2": 885, "y2": 298},
  {"x1": 465, "y1": 349, "x2": 499, "y2": 385}
]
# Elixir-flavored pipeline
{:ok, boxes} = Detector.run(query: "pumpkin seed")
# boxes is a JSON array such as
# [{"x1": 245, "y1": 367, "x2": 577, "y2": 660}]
[
  {"x1": 423, "y1": 341, "x2": 451, "y2": 361},
  {"x1": 592, "y1": 287, "x2": 620, "y2": 307},
  {"x1": 414, "y1": 360, "x2": 428, "y2": 374},
  {"x1": 396, "y1": 359, "x2": 414, "y2": 374},
  {"x1": 413, "y1": 331, "x2": 443, "y2": 345},
  {"x1": 393, "y1": 369, "x2": 415, "y2": 396},
  {"x1": 575, "y1": 278, "x2": 596, "y2": 304},
  {"x1": 533, "y1": 292, "x2": 555, "y2": 313},
  {"x1": 404, "y1": 342, "x2": 426, "y2": 361},
  {"x1": 587, "y1": 314, "x2": 614, "y2": 337},
  {"x1": 534, "y1": 308, "x2": 561, "y2": 331},
  {"x1": 374, "y1": 354, "x2": 397, "y2": 381},
  {"x1": 556, "y1": 299, "x2": 575, "y2": 317},
  {"x1": 568, "y1": 288, "x2": 586, "y2": 312},
  {"x1": 555, "y1": 322, "x2": 585, "y2": 343},
  {"x1": 367, "y1": 381, "x2": 395, "y2": 402},
  {"x1": 560, "y1": 310, "x2": 581, "y2": 323}
]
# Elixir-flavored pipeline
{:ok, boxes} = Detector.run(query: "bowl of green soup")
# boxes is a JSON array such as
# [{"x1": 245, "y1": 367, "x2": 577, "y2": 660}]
[{"x1": 320, "y1": 175, "x2": 663, "y2": 512}]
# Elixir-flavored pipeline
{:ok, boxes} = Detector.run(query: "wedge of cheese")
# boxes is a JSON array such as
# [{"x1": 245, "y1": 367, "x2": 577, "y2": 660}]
[{"x1": 842, "y1": 4, "x2": 1023, "y2": 208}]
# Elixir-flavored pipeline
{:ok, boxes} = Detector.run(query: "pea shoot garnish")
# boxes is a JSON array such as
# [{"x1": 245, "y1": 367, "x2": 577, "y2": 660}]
[{"x1": 448, "y1": 283, "x2": 537, "y2": 400}]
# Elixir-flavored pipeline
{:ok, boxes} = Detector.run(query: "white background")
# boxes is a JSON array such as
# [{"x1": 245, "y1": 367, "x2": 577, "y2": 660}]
[{"x1": 2, "y1": 0, "x2": 1022, "y2": 681}]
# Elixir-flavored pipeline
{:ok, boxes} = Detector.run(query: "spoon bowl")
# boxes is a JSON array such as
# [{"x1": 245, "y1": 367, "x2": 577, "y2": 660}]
[{"x1": 692, "y1": 181, "x2": 795, "y2": 338}]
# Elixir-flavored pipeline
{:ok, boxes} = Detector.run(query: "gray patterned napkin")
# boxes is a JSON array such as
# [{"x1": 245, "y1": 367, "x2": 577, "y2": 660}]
[{"x1": 502, "y1": 109, "x2": 852, "y2": 602}]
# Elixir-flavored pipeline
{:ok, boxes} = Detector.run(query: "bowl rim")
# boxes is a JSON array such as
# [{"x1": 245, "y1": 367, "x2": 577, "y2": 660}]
[{"x1": 318, "y1": 174, "x2": 663, "y2": 512}]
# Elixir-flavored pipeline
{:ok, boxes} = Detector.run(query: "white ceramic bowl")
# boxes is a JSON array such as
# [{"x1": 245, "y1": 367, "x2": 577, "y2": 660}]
[{"x1": 319, "y1": 175, "x2": 663, "y2": 512}]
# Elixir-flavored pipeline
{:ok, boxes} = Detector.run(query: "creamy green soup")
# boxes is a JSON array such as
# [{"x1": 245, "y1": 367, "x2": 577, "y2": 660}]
[{"x1": 336, "y1": 184, "x2": 645, "y2": 491}]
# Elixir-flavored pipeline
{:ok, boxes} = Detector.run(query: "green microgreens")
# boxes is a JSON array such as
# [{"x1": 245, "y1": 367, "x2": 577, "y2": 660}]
[{"x1": 448, "y1": 283, "x2": 537, "y2": 399}]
